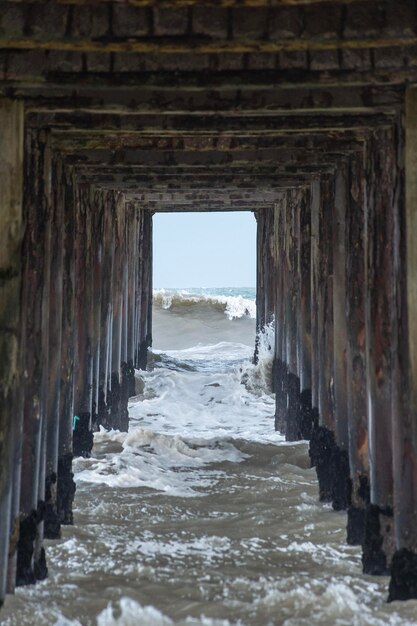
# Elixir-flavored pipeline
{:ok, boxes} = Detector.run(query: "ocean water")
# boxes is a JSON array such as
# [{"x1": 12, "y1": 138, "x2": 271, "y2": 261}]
[{"x1": 2, "y1": 288, "x2": 417, "y2": 625}]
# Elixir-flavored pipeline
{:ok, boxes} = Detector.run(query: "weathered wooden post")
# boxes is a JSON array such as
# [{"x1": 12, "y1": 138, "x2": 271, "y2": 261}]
[
  {"x1": 116, "y1": 194, "x2": 130, "y2": 432},
  {"x1": 331, "y1": 163, "x2": 351, "y2": 511},
  {"x1": 309, "y1": 179, "x2": 321, "y2": 446},
  {"x1": 57, "y1": 168, "x2": 76, "y2": 526},
  {"x1": 33, "y1": 131, "x2": 53, "y2": 582},
  {"x1": 72, "y1": 184, "x2": 94, "y2": 457},
  {"x1": 309, "y1": 176, "x2": 336, "y2": 502},
  {"x1": 255, "y1": 209, "x2": 265, "y2": 352},
  {"x1": 389, "y1": 90, "x2": 417, "y2": 601},
  {"x1": 274, "y1": 194, "x2": 288, "y2": 433},
  {"x1": 285, "y1": 189, "x2": 301, "y2": 441},
  {"x1": 97, "y1": 191, "x2": 115, "y2": 430},
  {"x1": 297, "y1": 186, "x2": 313, "y2": 440},
  {"x1": 125, "y1": 203, "x2": 138, "y2": 398},
  {"x1": 345, "y1": 153, "x2": 370, "y2": 546},
  {"x1": 108, "y1": 193, "x2": 126, "y2": 430},
  {"x1": 90, "y1": 191, "x2": 104, "y2": 432},
  {"x1": 0, "y1": 99, "x2": 24, "y2": 606},
  {"x1": 44, "y1": 156, "x2": 64, "y2": 541},
  {"x1": 136, "y1": 210, "x2": 153, "y2": 370},
  {"x1": 17, "y1": 130, "x2": 51, "y2": 585},
  {"x1": 255, "y1": 207, "x2": 275, "y2": 366},
  {"x1": 120, "y1": 202, "x2": 137, "y2": 417},
  {"x1": 362, "y1": 129, "x2": 396, "y2": 576}
]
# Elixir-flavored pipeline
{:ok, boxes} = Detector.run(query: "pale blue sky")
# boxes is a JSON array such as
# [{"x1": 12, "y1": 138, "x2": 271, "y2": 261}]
[{"x1": 153, "y1": 212, "x2": 256, "y2": 288}]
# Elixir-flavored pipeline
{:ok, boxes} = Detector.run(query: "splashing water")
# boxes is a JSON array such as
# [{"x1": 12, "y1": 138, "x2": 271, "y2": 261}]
[{"x1": 2, "y1": 289, "x2": 417, "y2": 626}]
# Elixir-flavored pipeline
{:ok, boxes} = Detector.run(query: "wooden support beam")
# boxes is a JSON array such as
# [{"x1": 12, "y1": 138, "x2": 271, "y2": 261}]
[
  {"x1": 330, "y1": 162, "x2": 351, "y2": 511},
  {"x1": 389, "y1": 87, "x2": 417, "y2": 601},
  {"x1": 284, "y1": 188, "x2": 301, "y2": 441},
  {"x1": 17, "y1": 130, "x2": 51, "y2": 587},
  {"x1": 51, "y1": 132, "x2": 366, "y2": 153},
  {"x1": 0, "y1": 98, "x2": 23, "y2": 605},
  {"x1": 44, "y1": 150, "x2": 65, "y2": 542},
  {"x1": 97, "y1": 191, "x2": 115, "y2": 430},
  {"x1": 345, "y1": 152, "x2": 369, "y2": 546},
  {"x1": 0, "y1": 0, "x2": 374, "y2": 6},
  {"x1": 7, "y1": 80, "x2": 405, "y2": 112},
  {"x1": 27, "y1": 110, "x2": 399, "y2": 132},
  {"x1": 255, "y1": 206, "x2": 278, "y2": 371},
  {"x1": 72, "y1": 184, "x2": 94, "y2": 458},
  {"x1": 309, "y1": 175, "x2": 337, "y2": 503},
  {"x1": 297, "y1": 186, "x2": 313, "y2": 440},
  {"x1": 57, "y1": 167, "x2": 76, "y2": 527},
  {"x1": 1, "y1": 35, "x2": 416, "y2": 56},
  {"x1": 362, "y1": 128, "x2": 398, "y2": 576},
  {"x1": 90, "y1": 190, "x2": 105, "y2": 433},
  {"x1": 108, "y1": 193, "x2": 129, "y2": 431},
  {"x1": 136, "y1": 210, "x2": 152, "y2": 370},
  {"x1": 273, "y1": 193, "x2": 287, "y2": 432}
]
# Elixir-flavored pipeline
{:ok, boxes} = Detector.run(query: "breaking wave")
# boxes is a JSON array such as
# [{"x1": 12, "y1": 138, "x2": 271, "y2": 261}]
[{"x1": 153, "y1": 288, "x2": 256, "y2": 320}]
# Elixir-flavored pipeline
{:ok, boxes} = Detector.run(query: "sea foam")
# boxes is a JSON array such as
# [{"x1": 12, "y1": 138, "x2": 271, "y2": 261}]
[{"x1": 153, "y1": 288, "x2": 256, "y2": 320}]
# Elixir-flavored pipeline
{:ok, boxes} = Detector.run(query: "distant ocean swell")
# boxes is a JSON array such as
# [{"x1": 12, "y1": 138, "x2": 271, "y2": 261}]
[
  {"x1": 152, "y1": 288, "x2": 256, "y2": 321},
  {"x1": 151, "y1": 288, "x2": 257, "y2": 351}
]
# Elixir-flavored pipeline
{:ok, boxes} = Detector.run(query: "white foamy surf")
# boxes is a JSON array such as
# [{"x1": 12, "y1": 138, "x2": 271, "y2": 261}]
[
  {"x1": 2, "y1": 287, "x2": 417, "y2": 626},
  {"x1": 75, "y1": 288, "x2": 277, "y2": 496}
]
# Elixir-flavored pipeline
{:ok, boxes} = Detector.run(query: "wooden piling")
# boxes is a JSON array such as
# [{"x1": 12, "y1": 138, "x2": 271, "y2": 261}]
[
  {"x1": 274, "y1": 195, "x2": 288, "y2": 434},
  {"x1": 345, "y1": 153, "x2": 370, "y2": 546},
  {"x1": 136, "y1": 211, "x2": 153, "y2": 371},
  {"x1": 108, "y1": 193, "x2": 127, "y2": 431},
  {"x1": 17, "y1": 130, "x2": 51, "y2": 586},
  {"x1": 97, "y1": 192, "x2": 115, "y2": 431},
  {"x1": 0, "y1": 99, "x2": 24, "y2": 605},
  {"x1": 255, "y1": 208, "x2": 275, "y2": 366},
  {"x1": 285, "y1": 189, "x2": 301, "y2": 442},
  {"x1": 297, "y1": 187, "x2": 313, "y2": 441},
  {"x1": 33, "y1": 132, "x2": 53, "y2": 581},
  {"x1": 309, "y1": 176, "x2": 337, "y2": 503},
  {"x1": 309, "y1": 179, "x2": 321, "y2": 437},
  {"x1": 389, "y1": 90, "x2": 417, "y2": 601},
  {"x1": 362, "y1": 129, "x2": 397, "y2": 576},
  {"x1": 43, "y1": 154, "x2": 64, "y2": 541},
  {"x1": 331, "y1": 164, "x2": 351, "y2": 512},
  {"x1": 72, "y1": 184, "x2": 94, "y2": 458},
  {"x1": 57, "y1": 167, "x2": 76, "y2": 526},
  {"x1": 90, "y1": 190, "x2": 104, "y2": 433}
]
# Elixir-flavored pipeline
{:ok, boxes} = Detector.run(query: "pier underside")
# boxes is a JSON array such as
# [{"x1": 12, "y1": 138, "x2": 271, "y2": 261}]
[{"x1": 2, "y1": 0, "x2": 417, "y2": 605}]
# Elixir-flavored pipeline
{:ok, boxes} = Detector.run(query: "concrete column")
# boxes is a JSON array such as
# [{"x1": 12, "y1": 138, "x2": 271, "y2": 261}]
[{"x1": 0, "y1": 99, "x2": 24, "y2": 606}]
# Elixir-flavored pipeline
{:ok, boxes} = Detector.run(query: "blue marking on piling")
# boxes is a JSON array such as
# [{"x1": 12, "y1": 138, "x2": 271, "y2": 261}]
[{"x1": 73, "y1": 415, "x2": 80, "y2": 431}]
